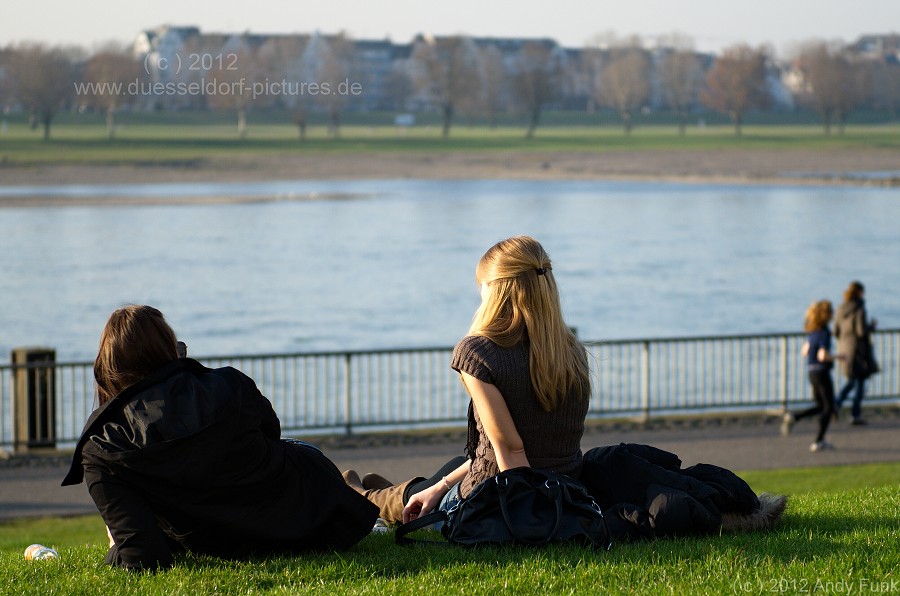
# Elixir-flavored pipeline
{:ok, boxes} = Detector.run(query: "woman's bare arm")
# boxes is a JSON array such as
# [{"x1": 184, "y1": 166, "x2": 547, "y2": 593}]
[{"x1": 461, "y1": 372, "x2": 530, "y2": 471}]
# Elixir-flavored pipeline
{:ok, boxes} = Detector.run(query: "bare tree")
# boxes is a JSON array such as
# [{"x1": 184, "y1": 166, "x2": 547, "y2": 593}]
[
  {"x1": 701, "y1": 44, "x2": 771, "y2": 136},
  {"x1": 579, "y1": 47, "x2": 605, "y2": 113},
  {"x1": 206, "y1": 50, "x2": 252, "y2": 139},
  {"x1": 512, "y1": 42, "x2": 561, "y2": 139},
  {"x1": 660, "y1": 49, "x2": 704, "y2": 135},
  {"x1": 205, "y1": 38, "x2": 269, "y2": 140},
  {"x1": 793, "y1": 42, "x2": 862, "y2": 134},
  {"x1": 81, "y1": 48, "x2": 141, "y2": 140},
  {"x1": 382, "y1": 64, "x2": 413, "y2": 112},
  {"x1": 261, "y1": 35, "x2": 312, "y2": 140},
  {"x1": 477, "y1": 44, "x2": 507, "y2": 127},
  {"x1": 6, "y1": 43, "x2": 74, "y2": 140},
  {"x1": 597, "y1": 45, "x2": 651, "y2": 134},
  {"x1": 410, "y1": 35, "x2": 479, "y2": 138},
  {"x1": 836, "y1": 59, "x2": 869, "y2": 133},
  {"x1": 316, "y1": 33, "x2": 355, "y2": 138},
  {"x1": 254, "y1": 36, "x2": 291, "y2": 112}
]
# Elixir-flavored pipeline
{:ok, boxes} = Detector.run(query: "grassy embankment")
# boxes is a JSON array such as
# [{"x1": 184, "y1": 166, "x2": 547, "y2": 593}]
[
  {"x1": 1, "y1": 461, "x2": 898, "y2": 594},
  {"x1": 1, "y1": 110, "x2": 898, "y2": 165}
]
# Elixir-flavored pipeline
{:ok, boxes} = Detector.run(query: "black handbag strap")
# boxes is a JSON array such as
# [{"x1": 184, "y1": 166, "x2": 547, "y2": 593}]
[
  {"x1": 497, "y1": 475, "x2": 564, "y2": 546},
  {"x1": 394, "y1": 510, "x2": 449, "y2": 546}
]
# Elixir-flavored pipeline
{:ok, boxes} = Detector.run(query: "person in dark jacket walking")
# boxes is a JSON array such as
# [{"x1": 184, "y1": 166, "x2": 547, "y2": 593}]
[
  {"x1": 62, "y1": 305, "x2": 378, "y2": 571},
  {"x1": 834, "y1": 281, "x2": 878, "y2": 425}
]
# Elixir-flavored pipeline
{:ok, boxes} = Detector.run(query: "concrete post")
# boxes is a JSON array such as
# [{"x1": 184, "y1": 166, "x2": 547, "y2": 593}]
[{"x1": 11, "y1": 347, "x2": 57, "y2": 452}]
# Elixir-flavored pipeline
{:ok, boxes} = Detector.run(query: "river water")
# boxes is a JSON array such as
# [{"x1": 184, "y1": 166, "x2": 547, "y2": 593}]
[{"x1": 2, "y1": 179, "x2": 898, "y2": 362}]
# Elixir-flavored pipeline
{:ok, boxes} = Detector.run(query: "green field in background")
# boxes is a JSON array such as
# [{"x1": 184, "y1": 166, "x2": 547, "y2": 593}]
[{"x1": 1, "y1": 110, "x2": 898, "y2": 166}]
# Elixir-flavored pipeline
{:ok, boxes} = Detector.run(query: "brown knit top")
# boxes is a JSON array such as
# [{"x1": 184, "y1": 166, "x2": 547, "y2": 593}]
[{"x1": 450, "y1": 334, "x2": 590, "y2": 497}]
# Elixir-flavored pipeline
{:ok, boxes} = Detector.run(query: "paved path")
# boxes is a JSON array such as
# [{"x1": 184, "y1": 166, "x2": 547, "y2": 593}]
[{"x1": 2, "y1": 412, "x2": 898, "y2": 521}]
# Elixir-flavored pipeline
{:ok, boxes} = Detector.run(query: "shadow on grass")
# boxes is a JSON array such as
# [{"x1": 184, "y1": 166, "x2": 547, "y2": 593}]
[{"x1": 171, "y1": 507, "x2": 896, "y2": 580}]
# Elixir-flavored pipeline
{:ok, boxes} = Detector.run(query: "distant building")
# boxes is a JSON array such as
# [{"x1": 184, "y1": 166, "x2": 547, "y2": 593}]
[
  {"x1": 847, "y1": 33, "x2": 900, "y2": 63},
  {"x1": 128, "y1": 25, "x2": 900, "y2": 117}
]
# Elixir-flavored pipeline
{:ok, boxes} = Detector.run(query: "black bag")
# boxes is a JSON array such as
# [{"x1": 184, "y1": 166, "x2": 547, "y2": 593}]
[
  {"x1": 851, "y1": 338, "x2": 880, "y2": 380},
  {"x1": 395, "y1": 467, "x2": 611, "y2": 549}
]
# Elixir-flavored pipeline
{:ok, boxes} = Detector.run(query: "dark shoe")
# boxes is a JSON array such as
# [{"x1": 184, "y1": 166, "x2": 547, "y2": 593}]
[
  {"x1": 851, "y1": 418, "x2": 868, "y2": 426},
  {"x1": 362, "y1": 473, "x2": 394, "y2": 490},
  {"x1": 810, "y1": 440, "x2": 834, "y2": 452}
]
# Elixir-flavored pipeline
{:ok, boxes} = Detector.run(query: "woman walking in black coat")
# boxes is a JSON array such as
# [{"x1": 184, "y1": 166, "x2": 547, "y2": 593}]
[{"x1": 63, "y1": 305, "x2": 377, "y2": 570}]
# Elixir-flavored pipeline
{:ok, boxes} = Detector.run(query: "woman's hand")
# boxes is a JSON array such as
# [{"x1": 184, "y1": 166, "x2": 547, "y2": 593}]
[{"x1": 402, "y1": 484, "x2": 445, "y2": 524}]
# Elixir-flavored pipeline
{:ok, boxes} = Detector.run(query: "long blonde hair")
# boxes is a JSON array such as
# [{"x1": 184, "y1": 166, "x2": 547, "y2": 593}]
[{"x1": 468, "y1": 236, "x2": 589, "y2": 412}]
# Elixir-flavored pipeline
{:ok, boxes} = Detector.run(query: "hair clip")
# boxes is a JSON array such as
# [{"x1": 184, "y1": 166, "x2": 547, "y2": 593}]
[{"x1": 535, "y1": 268, "x2": 546, "y2": 275}]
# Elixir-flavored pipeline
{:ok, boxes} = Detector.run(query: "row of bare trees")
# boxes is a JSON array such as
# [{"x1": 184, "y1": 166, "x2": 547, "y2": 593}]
[
  {"x1": 0, "y1": 42, "x2": 144, "y2": 140},
  {"x1": 1, "y1": 34, "x2": 898, "y2": 141},
  {"x1": 410, "y1": 38, "x2": 566, "y2": 139},
  {"x1": 411, "y1": 39, "x2": 712, "y2": 138},
  {"x1": 793, "y1": 42, "x2": 878, "y2": 134}
]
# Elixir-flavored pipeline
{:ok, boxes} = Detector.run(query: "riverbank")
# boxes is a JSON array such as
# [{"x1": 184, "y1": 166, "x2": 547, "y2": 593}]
[{"x1": 2, "y1": 147, "x2": 899, "y2": 190}]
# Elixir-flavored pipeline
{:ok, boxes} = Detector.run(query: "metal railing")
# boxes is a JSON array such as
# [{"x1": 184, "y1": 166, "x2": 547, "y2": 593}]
[{"x1": 2, "y1": 329, "x2": 898, "y2": 449}]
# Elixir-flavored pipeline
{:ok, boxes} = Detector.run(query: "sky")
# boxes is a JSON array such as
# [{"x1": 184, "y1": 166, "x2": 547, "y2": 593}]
[{"x1": 2, "y1": 0, "x2": 898, "y2": 57}]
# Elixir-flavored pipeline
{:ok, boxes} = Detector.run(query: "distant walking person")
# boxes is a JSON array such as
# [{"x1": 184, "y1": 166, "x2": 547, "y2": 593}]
[
  {"x1": 834, "y1": 281, "x2": 879, "y2": 425},
  {"x1": 782, "y1": 300, "x2": 842, "y2": 452}
]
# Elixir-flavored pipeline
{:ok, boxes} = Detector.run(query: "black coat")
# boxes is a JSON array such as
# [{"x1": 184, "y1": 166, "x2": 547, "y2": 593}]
[
  {"x1": 62, "y1": 358, "x2": 377, "y2": 570},
  {"x1": 580, "y1": 443, "x2": 760, "y2": 540}
]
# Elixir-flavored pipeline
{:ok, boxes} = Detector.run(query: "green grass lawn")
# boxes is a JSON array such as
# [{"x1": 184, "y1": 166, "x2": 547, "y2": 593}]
[
  {"x1": 1, "y1": 462, "x2": 898, "y2": 595},
  {"x1": 1, "y1": 113, "x2": 898, "y2": 166}
]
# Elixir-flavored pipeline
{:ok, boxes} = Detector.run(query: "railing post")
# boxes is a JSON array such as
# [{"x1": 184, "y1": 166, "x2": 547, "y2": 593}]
[
  {"x1": 640, "y1": 340, "x2": 650, "y2": 423},
  {"x1": 779, "y1": 335, "x2": 789, "y2": 412},
  {"x1": 343, "y1": 352, "x2": 352, "y2": 436}
]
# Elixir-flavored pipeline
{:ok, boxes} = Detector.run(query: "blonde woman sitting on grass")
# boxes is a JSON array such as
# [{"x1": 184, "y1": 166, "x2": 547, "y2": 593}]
[{"x1": 344, "y1": 236, "x2": 786, "y2": 539}]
